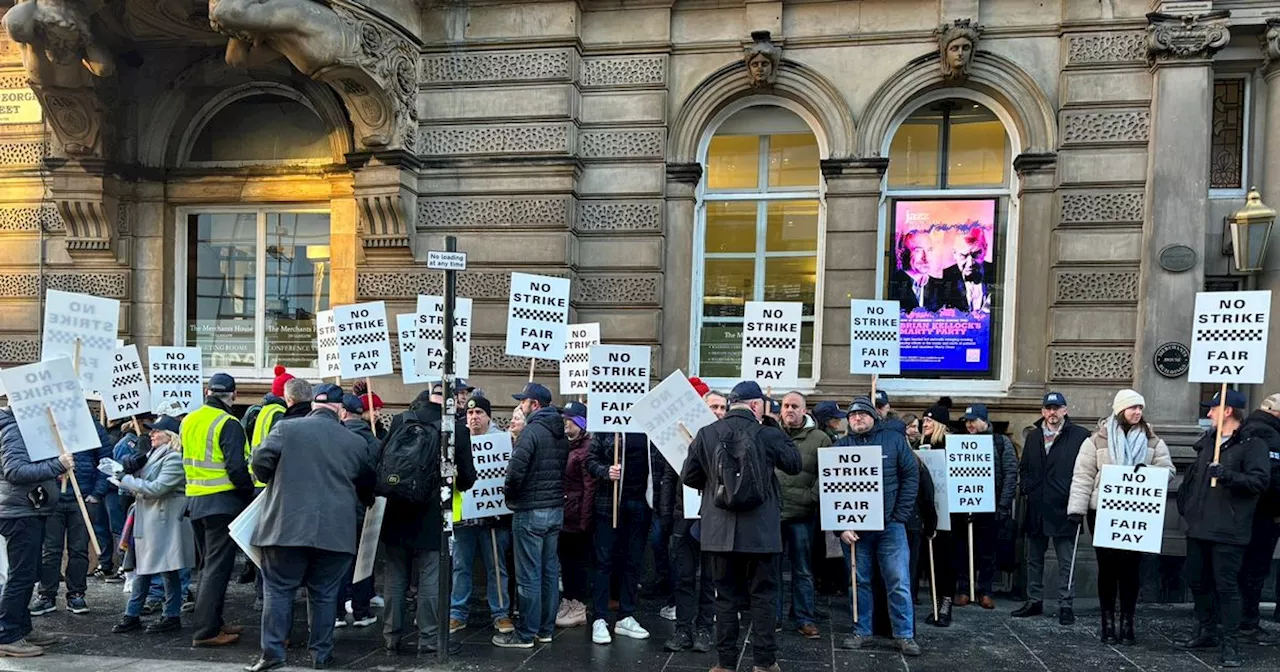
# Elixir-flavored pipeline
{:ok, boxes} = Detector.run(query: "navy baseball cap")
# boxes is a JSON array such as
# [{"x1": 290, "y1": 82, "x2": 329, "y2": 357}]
[
  {"x1": 1042, "y1": 392, "x2": 1067, "y2": 408},
  {"x1": 875, "y1": 390, "x2": 890, "y2": 407},
  {"x1": 313, "y1": 383, "x2": 343, "y2": 404},
  {"x1": 455, "y1": 378, "x2": 474, "y2": 391},
  {"x1": 963, "y1": 403, "x2": 989, "y2": 422},
  {"x1": 143, "y1": 415, "x2": 181, "y2": 434},
  {"x1": 513, "y1": 382, "x2": 553, "y2": 406},
  {"x1": 341, "y1": 394, "x2": 365, "y2": 415},
  {"x1": 1202, "y1": 389, "x2": 1249, "y2": 410},
  {"x1": 208, "y1": 373, "x2": 236, "y2": 393},
  {"x1": 812, "y1": 401, "x2": 842, "y2": 424},
  {"x1": 728, "y1": 381, "x2": 765, "y2": 402},
  {"x1": 562, "y1": 401, "x2": 587, "y2": 419}
]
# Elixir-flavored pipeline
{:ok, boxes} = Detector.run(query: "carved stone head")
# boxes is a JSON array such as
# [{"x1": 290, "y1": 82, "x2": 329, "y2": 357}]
[
  {"x1": 1265, "y1": 17, "x2": 1280, "y2": 68},
  {"x1": 743, "y1": 30, "x2": 780, "y2": 88},
  {"x1": 936, "y1": 19, "x2": 983, "y2": 79}
]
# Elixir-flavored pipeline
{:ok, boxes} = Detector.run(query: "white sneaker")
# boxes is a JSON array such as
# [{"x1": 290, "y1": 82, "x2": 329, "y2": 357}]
[
  {"x1": 614, "y1": 616, "x2": 650, "y2": 640},
  {"x1": 370, "y1": 595, "x2": 385, "y2": 609},
  {"x1": 344, "y1": 600, "x2": 353, "y2": 614},
  {"x1": 592, "y1": 618, "x2": 612, "y2": 645},
  {"x1": 351, "y1": 615, "x2": 377, "y2": 627},
  {"x1": 334, "y1": 618, "x2": 348, "y2": 628},
  {"x1": 556, "y1": 599, "x2": 570, "y2": 620},
  {"x1": 659, "y1": 605, "x2": 677, "y2": 621},
  {"x1": 558, "y1": 602, "x2": 586, "y2": 628}
]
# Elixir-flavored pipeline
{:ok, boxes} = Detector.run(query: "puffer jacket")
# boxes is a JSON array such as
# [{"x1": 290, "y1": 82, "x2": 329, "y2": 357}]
[
  {"x1": 1067, "y1": 418, "x2": 1174, "y2": 516},
  {"x1": 562, "y1": 432, "x2": 596, "y2": 533},
  {"x1": 587, "y1": 431, "x2": 650, "y2": 508},
  {"x1": 1240, "y1": 410, "x2": 1280, "y2": 519},
  {"x1": 0, "y1": 408, "x2": 69, "y2": 518},
  {"x1": 504, "y1": 406, "x2": 569, "y2": 511},
  {"x1": 778, "y1": 417, "x2": 829, "y2": 521},
  {"x1": 835, "y1": 420, "x2": 919, "y2": 525}
]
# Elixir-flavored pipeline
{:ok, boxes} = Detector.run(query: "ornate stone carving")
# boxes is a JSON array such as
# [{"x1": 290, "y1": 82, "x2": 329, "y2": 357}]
[
  {"x1": 1264, "y1": 18, "x2": 1280, "y2": 73},
  {"x1": 1146, "y1": 11, "x2": 1230, "y2": 64},
  {"x1": 0, "y1": 204, "x2": 62, "y2": 232},
  {"x1": 208, "y1": 0, "x2": 418, "y2": 150},
  {"x1": 936, "y1": 18, "x2": 983, "y2": 80},
  {"x1": 57, "y1": 196, "x2": 115, "y2": 252},
  {"x1": 1067, "y1": 32, "x2": 1147, "y2": 65},
  {"x1": 472, "y1": 344, "x2": 558, "y2": 374},
  {"x1": 575, "y1": 275, "x2": 660, "y2": 305},
  {"x1": 125, "y1": 0, "x2": 212, "y2": 39},
  {"x1": 0, "y1": 337, "x2": 39, "y2": 364},
  {"x1": 0, "y1": 139, "x2": 46, "y2": 164},
  {"x1": 666, "y1": 162, "x2": 702, "y2": 185},
  {"x1": 0, "y1": 273, "x2": 39, "y2": 297},
  {"x1": 359, "y1": 271, "x2": 569, "y2": 301},
  {"x1": 349, "y1": 153, "x2": 418, "y2": 250},
  {"x1": 581, "y1": 56, "x2": 665, "y2": 87},
  {"x1": 0, "y1": 270, "x2": 126, "y2": 296},
  {"x1": 1051, "y1": 349, "x2": 1134, "y2": 381},
  {"x1": 418, "y1": 197, "x2": 571, "y2": 229},
  {"x1": 0, "y1": 74, "x2": 27, "y2": 88},
  {"x1": 577, "y1": 201, "x2": 661, "y2": 232},
  {"x1": 1060, "y1": 192, "x2": 1144, "y2": 225},
  {"x1": 420, "y1": 49, "x2": 571, "y2": 84},
  {"x1": 743, "y1": 30, "x2": 780, "y2": 89},
  {"x1": 1061, "y1": 110, "x2": 1150, "y2": 145},
  {"x1": 1055, "y1": 270, "x2": 1140, "y2": 302},
  {"x1": 579, "y1": 130, "x2": 664, "y2": 159},
  {"x1": 417, "y1": 124, "x2": 571, "y2": 156}
]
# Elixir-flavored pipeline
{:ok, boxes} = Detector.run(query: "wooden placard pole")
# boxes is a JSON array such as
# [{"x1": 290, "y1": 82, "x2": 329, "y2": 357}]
[
  {"x1": 870, "y1": 374, "x2": 878, "y2": 406},
  {"x1": 1211, "y1": 382, "x2": 1227, "y2": 488},
  {"x1": 612, "y1": 432, "x2": 621, "y2": 529},
  {"x1": 365, "y1": 377, "x2": 377, "y2": 438},
  {"x1": 851, "y1": 539, "x2": 858, "y2": 623},
  {"x1": 46, "y1": 408, "x2": 101, "y2": 560},
  {"x1": 928, "y1": 538, "x2": 938, "y2": 622},
  {"x1": 968, "y1": 518, "x2": 976, "y2": 602},
  {"x1": 528, "y1": 358, "x2": 536, "y2": 383},
  {"x1": 491, "y1": 528, "x2": 504, "y2": 610},
  {"x1": 65, "y1": 338, "x2": 84, "y2": 495}
]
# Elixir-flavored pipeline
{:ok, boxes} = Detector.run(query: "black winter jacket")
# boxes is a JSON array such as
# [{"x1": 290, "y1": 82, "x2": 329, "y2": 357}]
[
  {"x1": 587, "y1": 432, "x2": 650, "y2": 509},
  {"x1": 972, "y1": 428, "x2": 1018, "y2": 519},
  {"x1": 0, "y1": 409, "x2": 69, "y2": 518},
  {"x1": 379, "y1": 402, "x2": 475, "y2": 550},
  {"x1": 1178, "y1": 423, "x2": 1270, "y2": 546},
  {"x1": 1241, "y1": 411, "x2": 1280, "y2": 519},
  {"x1": 504, "y1": 406, "x2": 569, "y2": 512},
  {"x1": 1020, "y1": 418, "x2": 1091, "y2": 537},
  {"x1": 908, "y1": 456, "x2": 938, "y2": 537}
]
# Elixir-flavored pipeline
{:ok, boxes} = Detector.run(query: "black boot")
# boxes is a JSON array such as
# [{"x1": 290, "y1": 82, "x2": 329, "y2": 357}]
[
  {"x1": 1176, "y1": 626, "x2": 1219, "y2": 650},
  {"x1": 1011, "y1": 601, "x2": 1043, "y2": 618},
  {"x1": 1221, "y1": 635, "x2": 1242, "y2": 668},
  {"x1": 925, "y1": 597, "x2": 952, "y2": 627},
  {"x1": 1100, "y1": 611, "x2": 1118, "y2": 645},
  {"x1": 1118, "y1": 613, "x2": 1135, "y2": 645}
]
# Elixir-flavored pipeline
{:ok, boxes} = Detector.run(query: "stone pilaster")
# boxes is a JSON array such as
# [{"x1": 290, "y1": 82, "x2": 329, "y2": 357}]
[
  {"x1": 1256, "y1": 19, "x2": 1280, "y2": 398},
  {"x1": 1012, "y1": 152, "x2": 1057, "y2": 396},
  {"x1": 1136, "y1": 10, "x2": 1229, "y2": 422},
  {"x1": 661, "y1": 162, "x2": 701, "y2": 375}
]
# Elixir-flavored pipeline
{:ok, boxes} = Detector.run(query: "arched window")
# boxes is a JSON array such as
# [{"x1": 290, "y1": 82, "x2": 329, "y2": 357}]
[
  {"x1": 188, "y1": 94, "x2": 331, "y2": 164},
  {"x1": 692, "y1": 103, "x2": 824, "y2": 385},
  {"x1": 882, "y1": 97, "x2": 1014, "y2": 386}
]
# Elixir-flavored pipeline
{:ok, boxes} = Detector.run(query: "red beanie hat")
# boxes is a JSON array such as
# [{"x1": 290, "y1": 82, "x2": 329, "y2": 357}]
[
  {"x1": 688, "y1": 376, "x2": 710, "y2": 397},
  {"x1": 271, "y1": 365, "x2": 295, "y2": 397}
]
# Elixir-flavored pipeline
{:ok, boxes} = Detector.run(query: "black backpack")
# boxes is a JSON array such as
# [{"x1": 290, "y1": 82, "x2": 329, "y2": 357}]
[
  {"x1": 713, "y1": 422, "x2": 769, "y2": 512},
  {"x1": 374, "y1": 417, "x2": 441, "y2": 504}
]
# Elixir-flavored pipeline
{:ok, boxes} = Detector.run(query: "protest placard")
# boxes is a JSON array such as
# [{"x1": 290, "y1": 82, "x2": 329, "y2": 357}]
[
  {"x1": 42, "y1": 290, "x2": 120, "y2": 395},
  {"x1": 335, "y1": 301, "x2": 393, "y2": 378},
  {"x1": 148, "y1": 346, "x2": 203, "y2": 413},
  {"x1": 1093, "y1": 465, "x2": 1170, "y2": 554},
  {"x1": 818, "y1": 446, "x2": 885, "y2": 531},
  {"x1": 103, "y1": 345, "x2": 150, "y2": 421},
  {"x1": 741, "y1": 301, "x2": 802, "y2": 387},
  {"x1": 353, "y1": 497, "x2": 386, "y2": 581},
  {"x1": 587, "y1": 345, "x2": 651, "y2": 434},
  {"x1": 229, "y1": 492, "x2": 267, "y2": 569},
  {"x1": 629, "y1": 369, "x2": 717, "y2": 474},
  {"x1": 396, "y1": 313, "x2": 432, "y2": 385},
  {"x1": 947, "y1": 435, "x2": 996, "y2": 513},
  {"x1": 1189, "y1": 290, "x2": 1271, "y2": 384},
  {"x1": 414, "y1": 295, "x2": 473, "y2": 379},
  {"x1": 850, "y1": 299, "x2": 901, "y2": 376},
  {"x1": 560, "y1": 323, "x2": 600, "y2": 396},
  {"x1": 0, "y1": 358, "x2": 99, "y2": 461},
  {"x1": 316, "y1": 309, "x2": 341, "y2": 378},
  {"x1": 683, "y1": 486, "x2": 701, "y2": 521},
  {"x1": 505, "y1": 272, "x2": 570, "y2": 360},
  {"x1": 461, "y1": 433, "x2": 514, "y2": 520},
  {"x1": 916, "y1": 448, "x2": 951, "y2": 531}
]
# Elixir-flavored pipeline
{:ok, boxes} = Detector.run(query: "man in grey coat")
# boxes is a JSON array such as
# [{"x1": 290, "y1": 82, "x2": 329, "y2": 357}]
[{"x1": 246, "y1": 383, "x2": 377, "y2": 672}]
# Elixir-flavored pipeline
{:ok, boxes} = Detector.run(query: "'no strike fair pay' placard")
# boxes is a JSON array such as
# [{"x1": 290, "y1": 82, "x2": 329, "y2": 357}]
[
  {"x1": 103, "y1": 345, "x2": 150, "y2": 420},
  {"x1": 0, "y1": 358, "x2": 100, "y2": 461},
  {"x1": 461, "y1": 432, "x2": 514, "y2": 520},
  {"x1": 947, "y1": 435, "x2": 996, "y2": 513},
  {"x1": 741, "y1": 301, "x2": 802, "y2": 387},
  {"x1": 148, "y1": 346, "x2": 203, "y2": 413},
  {"x1": 587, "y1": 344, "x2": 651, "y2": 434},
  {"x1": 560, "y1": 323, "x2": 600, "y2": 396},
  {"x1": 1189, "y1": 290, "x2": 1271, "y2": 384},
  {"x1": 818, "y1": 445, "x2": 885, "y2": 531},
  {"x1": 1093, "y1": 464, "x2": 1170, "y2": 554},
  {"x1": 335, "y1": 301, "x2": 393, "y2": 378},
  {"x1": 849, "y1": 299, "x2": 901, "y2": 376},
  {"x1": 42, "y1": 290, "x2": 120, "y2": 396},
  {"x1": 505, "y1": 273, "x2": 570, "y2": 360}
]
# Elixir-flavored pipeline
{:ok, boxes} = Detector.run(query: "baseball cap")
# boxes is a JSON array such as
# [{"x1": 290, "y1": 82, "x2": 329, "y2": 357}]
[
  {"x1": 466, "y1": 395, "x2": 492, "y2": 417},
  {"x1": 208, "y1": 373, "x2": 236, "y2": 393},
  {"x1": 1261, "y1": 393, "x2": 1280, "y2": 412},
  {"x1": 143, "y1": 415, "x2": 181, "y2": 434},
  {"x1": 512, "y1": 382, "x2": 553, "y2": 406},
  {"x1": 812, "y1": 401, "x2": 842, "y2": 425},
  {"x1": 1202, "y1": 389, "x2": 1249, "y2": 411},
  {"x1": 313, "y1": 383, "x2": 343, "y2": 404},
  {"x1": 874, "y1": 390, "x2": 890, "y2": 408},
  {"x1": 455, "y1": 378, "x2": 474, "y2": 391},
  {"x1": 562, "y1": 401, "x2": 588, "y2": 430},
  {"x1": 728, "y1": 381, "x2": 764, "y2": 403},
  {"x1": 341, "y1": 394, "x2": 365, "y2": 415},
  {"x1": 963, "y1": 403, "x2": 989, "y2": 422},
  {"x1": 846, "y1": 396, "x2": 879, "y2": 419},
  {"x1": 1042, "y1": 392, "x2": 1067, "y2": 408}
]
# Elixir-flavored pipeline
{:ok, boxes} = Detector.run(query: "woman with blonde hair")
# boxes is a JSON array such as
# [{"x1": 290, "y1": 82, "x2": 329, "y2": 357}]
[
  {"x1": 1067, "y1": 389, "x2": 1174, "y2": 646},
  {"x1": 918, "y1": 404, "x2": 956, "y2": 626}
]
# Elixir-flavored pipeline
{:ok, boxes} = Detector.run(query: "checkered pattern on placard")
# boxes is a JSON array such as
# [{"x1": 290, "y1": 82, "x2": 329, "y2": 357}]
[
  {"x1": 423, "y1": 328, "x2": 444, "y2": 341},
  {"x1": 950, "y1": 466, "x2": 993, "y2": 479},
  {"x1": 15, "y1": 397, "x2": 82, "y2": 420},
  {"x1": 744, "y1": 336, "x2": 798, "y2": 350},
  {"x1": 476, "y1": 467, "x2": 506, "y2": 481},
  {"x1": 318, "y1": 336, "x2": 338, "y2": 349},
  {"x1": 401, "y1": 341, "x2": 416, "y2": 353},
  {"x1": 852, "y1": 330, "x2": 897, "y2": 342},
  {"x1": 46, "y1": 331, "x2": 116, "y2": 350},
  {"x1": 512, "y1": 307, "x2": 562, "y2": 323},
  {"x1": 823, "y1": 481, "x2": 881, "y2": 494},
  {"x1": 590, "y1": 381, "x2": 647, "y2": 395},
  {"x1": 1196, "y1": 328, "x2": 1264, "y2": 342},
  {"x1": 340, "y1": 332, "x2": 386, "y2": 347},
  {"x1": 152, "y1": 373, "x2": 199, "y2": 385},
  {"x1": 115, "y1": 372, "x2": 145, "y2": 386},
  {"x1": 1101, "y1": 499, "x2": 1160, "y2": 515},
  {"x1": 564, "y1": 352, "x2": 590, "y2": 364}
]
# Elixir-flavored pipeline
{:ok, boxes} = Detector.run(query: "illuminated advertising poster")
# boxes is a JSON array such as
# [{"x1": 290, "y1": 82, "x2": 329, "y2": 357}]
[{"x1": 888, "y1": 199, "x2": 997, "y2": 376}]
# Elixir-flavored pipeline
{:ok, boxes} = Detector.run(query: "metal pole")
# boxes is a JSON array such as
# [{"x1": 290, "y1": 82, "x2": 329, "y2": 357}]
[{"x1": 438, "y1": 235, "x2": 459, "y2": 662}]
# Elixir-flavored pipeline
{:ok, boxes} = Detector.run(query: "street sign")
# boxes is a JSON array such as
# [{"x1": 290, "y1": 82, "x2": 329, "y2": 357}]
[{"x1": 427, "y1": 250, "x2": 468, "y2": 271}]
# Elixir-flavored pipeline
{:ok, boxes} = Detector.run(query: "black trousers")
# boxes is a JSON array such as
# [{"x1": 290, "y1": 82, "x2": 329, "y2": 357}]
[
  {"x1": 926, "y1": 530, "x2": 957, "y2": 602},
  {"x1": 558, "y1": 530, "x2": 592, "y2": 603},
  {"x1": 191, "y1": 514, "x2": 238, "y2": 640},
  {"x1": 1095, "y1": 547, "x2": 1141, "y2": 613},
  {"x1": 39, "y1": 499, "x2": 89, "y2": 598},
  {"x1": 1186, "y1": 538, "x2": 1247, "y2": 638},
  {"x1": 1240, "y1": 515, "x2": 1280, "y2": 630},
  {"x1": 955, "y1": 513, "x2": 998, "y2": 597},
  {"x1": 672, "y1": 522, "x2": 714, "y2": 634},
  {"x1": 261, "y1": 546, "x2": 352, "y2": 664},
  {"x1": 0, "y1": 517, "x2": 45, "y2": 645},
  {"x1": 710, "y1": 552, "x2": 778, "y2": 669}
]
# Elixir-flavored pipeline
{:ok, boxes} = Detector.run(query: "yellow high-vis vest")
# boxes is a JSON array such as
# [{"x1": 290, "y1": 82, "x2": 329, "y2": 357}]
[
  {"x1": 248, "y1": 404, "x2": 285, "y2": 488},
  {"x1": 181, "y1": 404, "x2": 237, "y2": 497}
]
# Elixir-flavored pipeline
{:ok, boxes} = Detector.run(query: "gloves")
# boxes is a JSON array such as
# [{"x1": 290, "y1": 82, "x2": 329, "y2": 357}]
[
  {"x1": 1207, "y1": 463, "x2": 1225, "y2": 479},
  {"x1": 1067, "y1": 513, "x2": 1083, "y2": 526}
]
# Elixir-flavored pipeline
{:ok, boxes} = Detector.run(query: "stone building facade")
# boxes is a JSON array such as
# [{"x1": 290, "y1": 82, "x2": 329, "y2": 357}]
[{"x1": 0, "y1": 0, "x2": 1278, "y2": 588}]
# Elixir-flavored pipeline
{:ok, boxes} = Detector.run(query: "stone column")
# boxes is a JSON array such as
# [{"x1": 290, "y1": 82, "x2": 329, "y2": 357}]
[
  {"x1": 661, "y1": 163, "x2": 701, "y2": 374},
  {"x1": 328, "y1": 173, "x2": 358, "y2": 307},
  {"x1": 1011, "y1": 153, "x2": 1056, "y2": 397},
  {"x1": 1135, "y1": 11, "x2": 1230, "y2": 423},
  {"x1": 1258, "y1": 19, "x2": 1280, "y2": 397}
]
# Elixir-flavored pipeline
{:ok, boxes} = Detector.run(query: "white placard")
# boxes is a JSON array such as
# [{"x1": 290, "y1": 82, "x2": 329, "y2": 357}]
[
  {"x1": 316, "y1": 310, "x2": 341, "y2": 378},
  {"x1": 41, "y1": 290, "x2": 120, "y2": 396},
  {"x1": 505, "y1": 272, "x2": 570, "y2": 360},
  {"x1": 560, "y1": 323, "x2": 600, "y2": 396},
  {"x1": 683, "y1": 486, "x2": 701, "y2": 521},
  {"x1": 850, "y1": 299, "x2": 901, "y2": 376},
  {"x1": 1093, "y1": 465, "x2": 1170, "y2": 554},
  {"x1": 461, "y1": 433, "x2": 514, "y2": 520},
  {"x1": 414, "y1": 295, "x2": 473, "y2": 379},
  {"x1": 103, "y1": 345, "x2": 151, "y2": 421},
  {"x1": 741, "y1": 301, "x2": 802, "y2": 387},
  {"x1": 396, "y1": 313, "x2": 432, "y2": 385},
  {"x1": 1188, "y1": 290, "x2": 1271, "y2": 384},
  {"x1": 818, "y1": 445, "x2": 885, "y2": 531},
  {"x1": 353, "y1": 497, "x2": 386, "y2": 582},
  {"x1": 947, "y1": 435, "x2": 996, "y2": 513},
  {"x1": 335, "y1": 301, "x2": 393, "y2": 379},
  {"x1": 230, "y1": 490, "x2": 267, "y2": 568},
  {"x1": 587, "y1": 344, "x2": 651, "y2": 434},
  {"x1": 148, "y1": 346, "x2": 203, "y2": 413},
  {"x1": 629, "y1": 369, "x2": 717, "y2": 476},
  {"x1": 916, "y1": 448, "x2": 951, "y2": 532},
  {"x1": 0, "y1": 358, "x2": 99, "y2": 461}
]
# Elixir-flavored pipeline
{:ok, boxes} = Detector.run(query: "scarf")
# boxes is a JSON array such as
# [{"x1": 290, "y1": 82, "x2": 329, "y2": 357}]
[{"x1": 1106, "y1": 415, "x2": 1149, "y2": 467}]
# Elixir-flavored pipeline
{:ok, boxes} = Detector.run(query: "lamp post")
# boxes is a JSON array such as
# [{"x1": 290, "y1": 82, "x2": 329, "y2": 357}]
[{"x1": 1227, "y1": 187, "x2": 1276, "y2": 274}]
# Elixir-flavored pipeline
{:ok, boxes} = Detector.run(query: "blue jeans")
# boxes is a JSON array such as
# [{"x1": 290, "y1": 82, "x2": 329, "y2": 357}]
[
  {"x1": 593, "y1": 499, "x2": 651, "y2": 621},
  {"x1": 450, "y1": 525, "x2": 511, "y2": 622},
  {"x1": 843, "y1": 523, "x2": 914, "y2": 639},
  {"x1": 776, "y1": 517, "x2": 817, "y2": 627},
  {"x1": 149, "y1": 568, "x2": 191, "y2": 601},
  {"x1": 104, "y1": 493, "x2": 125, "y2": 564},
  {"x1": 128, "y1": 571, "x2": 182, "y2": 618},
  {"x1": 511, "y1": 508, "x2": 563, "y2": 642}
]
